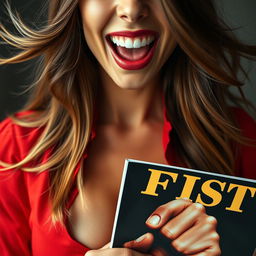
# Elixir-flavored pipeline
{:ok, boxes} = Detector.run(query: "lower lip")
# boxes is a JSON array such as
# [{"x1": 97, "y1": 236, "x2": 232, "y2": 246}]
[{"x1": 107, "y1": 39, "x2": 158, "y2": 70}]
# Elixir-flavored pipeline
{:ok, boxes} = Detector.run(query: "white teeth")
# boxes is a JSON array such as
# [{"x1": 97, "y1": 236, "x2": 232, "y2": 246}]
[
  {"x1": 125, "y1": 38, "x2": 133, "y2": 48},
  {"x1": 110, "y1": 35, "x2": 155, "y2": 49},
  {"x1": 117, "y1": 37, "x2": 121, "y2": 46},
  {"x1": 119, "y1": 37, "x2": 125, "y2": 47},
  {"x1": 141, "y1": 38, "x2": 147, "y2": 47},
  {"x1": 147, "y1": 36, "x2": 154, "y2": 45},
  {"x1": 133, "y1": 38, "x2": 141, "y2": 48}
]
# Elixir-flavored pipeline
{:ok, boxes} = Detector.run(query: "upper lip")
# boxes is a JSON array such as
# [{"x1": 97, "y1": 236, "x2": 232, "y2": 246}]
[{"x1": 106, "y1": 29, "x2": 159, "y2": 39}]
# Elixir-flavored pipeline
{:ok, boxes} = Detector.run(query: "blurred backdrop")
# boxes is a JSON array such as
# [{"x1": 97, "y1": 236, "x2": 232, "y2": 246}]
[{"x1": 0, "y1": 0, "x2": 255, "y2": 121}]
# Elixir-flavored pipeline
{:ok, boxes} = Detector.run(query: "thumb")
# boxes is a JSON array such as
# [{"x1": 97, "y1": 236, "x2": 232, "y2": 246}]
[
  {"x1": 100, "y1": 242, "x2": 111, "y2": 249},
  {"x1": 123, "y1": 233, "x2": 154, "y2": 253},
  {"x1": 84, "y1": 242, "x2": 110, "y2": 255}
]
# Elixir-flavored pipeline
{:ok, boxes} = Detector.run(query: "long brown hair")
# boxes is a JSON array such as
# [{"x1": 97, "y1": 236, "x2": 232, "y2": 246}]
[{"x1": 0, "y1": 0, "x2": 255, "y2": 224}]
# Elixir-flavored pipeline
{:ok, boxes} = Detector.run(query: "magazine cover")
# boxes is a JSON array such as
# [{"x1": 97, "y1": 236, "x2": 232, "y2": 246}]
[{"x1": 110, "y1": 159, "x2": 256, "y2": 256}]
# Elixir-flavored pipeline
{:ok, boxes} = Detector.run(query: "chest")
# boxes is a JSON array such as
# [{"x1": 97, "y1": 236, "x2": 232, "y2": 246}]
[{"x1": 67, "y1": 124, "x2": 168, "y2": 249}]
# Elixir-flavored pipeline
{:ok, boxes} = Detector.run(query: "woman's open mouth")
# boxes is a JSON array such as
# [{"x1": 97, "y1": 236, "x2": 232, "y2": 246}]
[{"x1": 106, "y1": 30, "x2": 159, "y2": 70}]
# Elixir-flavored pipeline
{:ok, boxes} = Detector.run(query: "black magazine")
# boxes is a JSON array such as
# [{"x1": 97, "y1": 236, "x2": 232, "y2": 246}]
[{"x1": 110, "y1": 159, "x2": 256, "y2": 256}]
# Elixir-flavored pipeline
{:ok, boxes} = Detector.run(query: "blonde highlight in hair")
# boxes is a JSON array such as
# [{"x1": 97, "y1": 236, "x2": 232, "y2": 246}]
[
  {"x1": 0, "y1": 0, "x2": 98, "y2": 224},
  {"x1": 161, "y1": 0, "x2": 256, "y2": 173},
  {"x1": 0, "y1": 0, "x2": 256, "y2": 225}
]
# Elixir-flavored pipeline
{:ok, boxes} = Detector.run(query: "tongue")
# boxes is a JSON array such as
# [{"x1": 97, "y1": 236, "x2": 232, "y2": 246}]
[{"x1": 116, "y1": 45, "x2": 150, "y2": 61}]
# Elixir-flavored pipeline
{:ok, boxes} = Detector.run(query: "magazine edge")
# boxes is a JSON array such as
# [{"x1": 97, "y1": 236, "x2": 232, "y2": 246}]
[
  {"x1": 128, "y1": 158, "x2": 256, "y2": 183},
  {"x1": 110, "y1": 159, "x2": 130, "y2": 248}
]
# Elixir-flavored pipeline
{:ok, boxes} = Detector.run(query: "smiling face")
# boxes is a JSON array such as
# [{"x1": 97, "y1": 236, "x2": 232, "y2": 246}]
[{"x1": 79, "y1": 0, "x2": 176, "y2": 89}]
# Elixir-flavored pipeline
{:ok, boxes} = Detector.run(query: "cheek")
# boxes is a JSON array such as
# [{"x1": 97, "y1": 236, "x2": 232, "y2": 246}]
[
  {"x1": 79, "y1": 0, "x2": 108, "y2": 37},
  {"x1": 79, "y1": 0, "x2": 114, "y2": 62}
]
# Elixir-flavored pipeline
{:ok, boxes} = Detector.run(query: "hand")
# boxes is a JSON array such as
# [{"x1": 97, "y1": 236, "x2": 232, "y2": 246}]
[
  {"x1": 85, "y1": 241, "x2": 153, "y2": 256},
  {"x1": 144, "y1": 199, "x2": 221, "y2": 256},
  {"x1": 124, "y1": 233, "x2": 167, "y2": 256}
]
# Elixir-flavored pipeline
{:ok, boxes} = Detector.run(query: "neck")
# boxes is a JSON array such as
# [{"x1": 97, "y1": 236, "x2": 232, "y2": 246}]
[{"x1": 97, "y1": 70, "x2": 164, "y2": 129}]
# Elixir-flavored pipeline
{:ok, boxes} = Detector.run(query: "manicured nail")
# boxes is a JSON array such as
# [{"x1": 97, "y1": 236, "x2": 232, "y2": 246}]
[
  {"x1": 135, "y1": 234, "x2": 147, "y2": 242},
  {"x1": 147, "y1": 215, "x2": 161, "y2": 226}
]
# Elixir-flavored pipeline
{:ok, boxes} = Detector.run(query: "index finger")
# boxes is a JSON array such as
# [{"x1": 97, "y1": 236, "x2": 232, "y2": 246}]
[
  {"x1": 124, "y1": 232, "x2": 154, "y2": 252},
  {"x1": 145, "y1": 198, "x2": 194, "y2": 229}
]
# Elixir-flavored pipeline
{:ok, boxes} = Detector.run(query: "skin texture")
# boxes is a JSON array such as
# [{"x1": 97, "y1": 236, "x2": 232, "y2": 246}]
[
  {"x1": 75, "y1": 0, "x2": 221, "y2": 255},
  {"x1": 78, "y1": 0, "x2": 176, "y2": 90}
]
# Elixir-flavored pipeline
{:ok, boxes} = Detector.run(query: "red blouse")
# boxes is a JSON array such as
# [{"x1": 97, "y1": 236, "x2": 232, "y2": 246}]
[{"x1": 0, "y1": 108, "x2": 255, "y2": 256}]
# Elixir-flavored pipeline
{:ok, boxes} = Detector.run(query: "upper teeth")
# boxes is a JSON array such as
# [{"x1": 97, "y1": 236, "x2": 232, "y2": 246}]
[{"x1": 110, "y1": 36, "x2": 155, "y2": 49}]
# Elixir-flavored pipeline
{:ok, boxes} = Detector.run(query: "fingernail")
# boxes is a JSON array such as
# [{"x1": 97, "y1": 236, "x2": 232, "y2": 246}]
[
  {"x1": 135, "y1": 234, "x2": 147, "y2": 242},
  {"x1": 147, "y1": 215, "x2": 161, "y2": 226}
]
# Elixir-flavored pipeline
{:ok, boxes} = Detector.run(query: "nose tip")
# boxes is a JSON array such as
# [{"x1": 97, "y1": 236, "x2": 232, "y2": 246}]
[
  {"x1": 120, "y1": 13, "x2": 146, "y2": 23},
  {"x1": 117, "y1": 0, "x2": 149, "y2": 23}
]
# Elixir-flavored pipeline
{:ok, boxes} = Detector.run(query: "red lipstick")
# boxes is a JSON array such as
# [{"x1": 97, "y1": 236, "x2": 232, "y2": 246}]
[
  {"x1": 108, "y1": 30, "x2": 158, "y2": 38},
  {"x1": 106, "y1": 30, "x2": 159, "y2": 70}
]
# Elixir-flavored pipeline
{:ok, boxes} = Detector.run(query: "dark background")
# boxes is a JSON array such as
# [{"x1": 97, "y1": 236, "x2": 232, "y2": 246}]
[
  {"x1": 0, "y1": 0, "x2": 47, "y2": 120},
  {"x1": 0, "y1": 0, "x2": 255, "y2": 121}
]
